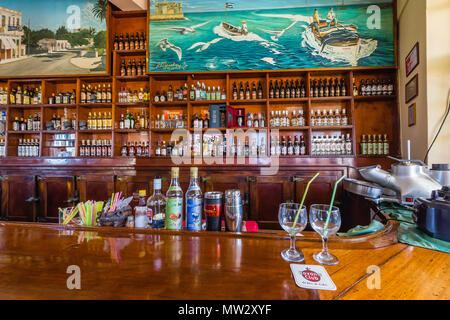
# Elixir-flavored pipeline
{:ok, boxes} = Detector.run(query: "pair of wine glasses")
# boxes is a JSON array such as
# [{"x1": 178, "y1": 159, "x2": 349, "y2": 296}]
[{"x1": 279, "y1": 203, "x2": 341, "y2": 265}]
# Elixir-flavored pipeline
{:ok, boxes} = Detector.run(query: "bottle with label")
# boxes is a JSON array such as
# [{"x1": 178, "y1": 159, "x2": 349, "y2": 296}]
[
  {"x1": 186, "y1": 167, "x2": 203, "y2": 231},
  {"x1": 166, "y1": 167, "x2": 183, "y2": 230},
  {"x1": 383, "y1": 134, "x2": 390, "y2": 155},
  {"x1": 135, "y1": 190, "x2": 151, "y2": 228},
  {"x1": 148, "y1": 178, "x2": 166, "y2": 229},
  {"x1": 360, "y1": 135, "x2": 368, "y2": 155}
]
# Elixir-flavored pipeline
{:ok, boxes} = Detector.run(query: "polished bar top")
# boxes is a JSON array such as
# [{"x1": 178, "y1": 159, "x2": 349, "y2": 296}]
[{"x1": 0, "y1": 222, "x2": 448, "y2": 300}]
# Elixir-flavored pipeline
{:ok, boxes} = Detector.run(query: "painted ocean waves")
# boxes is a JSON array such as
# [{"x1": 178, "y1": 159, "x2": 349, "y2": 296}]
[{"x1": 149, "y1": 4, "x2": 395, "y2": 72}]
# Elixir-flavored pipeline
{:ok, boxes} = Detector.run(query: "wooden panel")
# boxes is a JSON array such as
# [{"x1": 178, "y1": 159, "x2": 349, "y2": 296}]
[
  {"x1": 294, "y1": 170, "x2": 346, "y2": 210},
  {"x1": 0, "y1": 175, "x2": 36, "y2": 222},
  {"x1": 77, "y1": 175, "x2": 115, "y2": 203},
  {"x1": 37, "y1": 176, "x2": 76, "y2": 223},
  {"x1": 250, "y1": 175, "x2": 295, "y2": 229},
  {"x1": 202, "y1": 173, "x2": 250, "y2": 219}
]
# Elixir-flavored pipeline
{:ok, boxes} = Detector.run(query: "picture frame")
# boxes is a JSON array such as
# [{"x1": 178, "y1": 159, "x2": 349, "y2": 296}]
[
  {"x1": 408, "y1": 103, "x2": 416, "y2": 127},
  {"x1": 405, "y1": 42, "x2": 419, "y2": 77},
  {"x1": 147, "y1": 0, "x2": 396, "y2": 73},
  {"x1": 0, "y1": 0, "x2": 110, "y2": 78},
  {"x1": 405, "y1": 74, "x2": 418, "y2": 104}
]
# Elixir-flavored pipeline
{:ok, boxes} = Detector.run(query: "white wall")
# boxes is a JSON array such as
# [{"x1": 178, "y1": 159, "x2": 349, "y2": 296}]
[
  {"x1": 426, "y1": 0, "x2": 450, "y2": 164},
  {"x1": 397, "y1": 0, "x2": 450, "y2": 164}
]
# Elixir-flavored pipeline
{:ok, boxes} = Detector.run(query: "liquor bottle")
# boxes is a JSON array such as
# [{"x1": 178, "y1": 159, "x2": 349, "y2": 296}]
[
  {"x1": 367, "y1": 135, "x2": 373, "y2": 155},
  {"x1": 287, "y1": 136, "x2": 294, "y2": 155},
  {"x1": 257, "y1": 81, "x2": 263, "y2": 99},
  {"x1": 166, "y1": 167, "x2": 183, "y2": 230},
  {"x1": 300, "y1": 135, "x2": 306, "y2": 155},
  {"x1": 341, "y1": 109, "x2": 348, "y2": 126},
  {"x1": 113, "y1": 34, "x2": 119, "y2": 50},
  {"x1": 353, "y1": 78, "x2": 358, "y2": 96},
  {"x1": 345, "y1": 134, "x2": 352, "y2": 155},
  {"x1": 383, "y1": 134, "x2": 389, "y2": 155},
  {"x1": 341, "y1": 79, "x2": 347, "y2": 96},
  {"x1": 360, "y1": 135, "x2": 367, "y2": 155},
  {"x1": 281, "y1": 136, "x2": 287, "y2": 156},
  {"x1": 148, "y1": 177, "x2": 167, "y2": 229},
  {"x1": 124, "y1": 33, "x2": 130, "y2": 50},
  {"x1": 118, "y1": 33, "x2": 124, "y2": 50},
  {"x1": 269, "y1": 80, "x2": 274, "y2": 99},
  {"x1": 186, "y1": 167, "x2": 202, "y2": 231}
]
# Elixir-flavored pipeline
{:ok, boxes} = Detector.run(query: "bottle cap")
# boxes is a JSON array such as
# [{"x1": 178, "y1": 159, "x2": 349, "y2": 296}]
[
  {"x1": 171, "y1": 167, "x2": 179, "y2": 178},
  {"x1": 191, "y1": 167, "x2": 198, "y2": 178}
]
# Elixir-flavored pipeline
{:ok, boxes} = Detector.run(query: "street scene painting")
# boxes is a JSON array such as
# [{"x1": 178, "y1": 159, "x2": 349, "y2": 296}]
[
  {"x1": 0, "y1": 0, "x2": 108, "y2": 76},
  {"x1": 148, "y1": 0, "x2": 395, "y2": 72}
]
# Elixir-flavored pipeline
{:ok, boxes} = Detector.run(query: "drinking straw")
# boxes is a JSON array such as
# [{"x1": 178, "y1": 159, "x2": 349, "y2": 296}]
[
  {"x1": 292, "y1": 172, "x2": 320, "y2": 230},
  {"x1": 323, "y1": 175, "x2": 346, "y2": 237}
]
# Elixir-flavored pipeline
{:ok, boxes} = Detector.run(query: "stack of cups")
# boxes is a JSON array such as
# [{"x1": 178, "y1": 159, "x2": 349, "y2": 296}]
[{"x1": 225, "y1": 190, "x2": 243, "y2": 233}]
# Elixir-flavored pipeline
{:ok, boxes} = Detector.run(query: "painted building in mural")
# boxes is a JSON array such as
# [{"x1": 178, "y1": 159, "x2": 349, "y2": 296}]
[
  {"x1": 38, "y1": 39, "x2": 71, "y2": 53},
  {"x1": 0, "y1": 6, "x2": 26, "y2": 62},
  {"x1": 150, "y1": 0, "x2": 185, "y2": 21}
]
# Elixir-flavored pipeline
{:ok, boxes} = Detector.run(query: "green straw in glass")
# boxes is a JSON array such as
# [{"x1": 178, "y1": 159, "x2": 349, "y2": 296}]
[
  {"x1": 292, "y1": 172, "x2": 320, "y2": 230},
  {"x1": 323, "y1": 175, "x2": 346, "y2": 237}
]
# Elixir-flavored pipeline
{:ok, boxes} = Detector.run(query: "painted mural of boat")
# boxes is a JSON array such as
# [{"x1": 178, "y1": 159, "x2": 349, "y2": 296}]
[
  {"x1": 221, "y1": 21, "x2": 249, "y2": 36},
  {"x1": 310, "y1": 20, "x2": 360, "y2": 53}
]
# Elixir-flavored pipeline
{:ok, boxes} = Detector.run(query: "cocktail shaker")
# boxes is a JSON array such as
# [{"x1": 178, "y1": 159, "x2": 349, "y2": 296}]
[{"x1": 225, "y1": 190, "x2": 243, "y2": 232}]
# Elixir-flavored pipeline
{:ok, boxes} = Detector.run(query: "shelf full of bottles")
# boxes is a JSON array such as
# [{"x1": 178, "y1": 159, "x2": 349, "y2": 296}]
[{"x1": 0, "y1": 68, "x2": 397, "y2": 159}]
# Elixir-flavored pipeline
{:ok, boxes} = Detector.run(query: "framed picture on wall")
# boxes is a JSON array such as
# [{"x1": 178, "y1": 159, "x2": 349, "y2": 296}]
[
  {"x1": 405, "y1": 74, "x2": 418, "y2": 104},
  {"x1": 148, "y1": 0, "x2": 396, "y2": 73},
  {"x1": 0, "y1": 0, "x2": 110, "y2": 77},
  {"x1": 408, "y1": 103, "x2": 416, "y2": 127},
  {"x1": 405, "y1": 42, "x2": 419, "y2": 77}
]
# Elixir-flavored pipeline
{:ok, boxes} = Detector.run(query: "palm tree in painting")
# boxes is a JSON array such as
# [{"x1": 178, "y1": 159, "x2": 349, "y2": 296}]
[{"x1": 93, "y1": 0, "x2": 108, "y2": 21}]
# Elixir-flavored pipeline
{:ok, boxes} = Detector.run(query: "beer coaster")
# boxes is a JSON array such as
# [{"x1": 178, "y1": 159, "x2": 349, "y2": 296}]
[{"x1": 290, "y1": 264, "x2": 337, "y2": 291}]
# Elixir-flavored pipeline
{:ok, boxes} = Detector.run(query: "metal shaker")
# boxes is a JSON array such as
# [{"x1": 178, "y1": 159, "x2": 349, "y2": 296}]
[{"x1": 224, "y1": 190, "x2": 243, "y2": 232}]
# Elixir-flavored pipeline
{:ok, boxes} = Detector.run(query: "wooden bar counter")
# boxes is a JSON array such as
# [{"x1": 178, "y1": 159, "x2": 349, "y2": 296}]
[{"x1": 0, "y1": 220, "x2": 448, "y2": 300}]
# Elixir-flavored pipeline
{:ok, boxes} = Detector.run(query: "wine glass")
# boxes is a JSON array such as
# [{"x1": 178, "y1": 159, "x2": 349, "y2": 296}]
[
  {"x1": 278, "y1": 203, "x2": 307, "y2": 263},
  {"x1": 309, "y1": 204, "x2": 341, "y2": 265}
]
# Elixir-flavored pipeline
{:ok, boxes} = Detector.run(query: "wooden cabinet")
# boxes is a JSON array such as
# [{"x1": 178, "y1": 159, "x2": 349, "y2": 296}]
[
  {"x1": 37, "y1": 176, "x2": 76, "y2": 223},
  {"x1": 0, "y1": 175, "x2": 37, "y2": 222},
  {"x1": 293, "y1": 169, "x2": 347, "y2": 210},
  {"x1": 77, "y1": 175, "x2": 115, "y2": 203},
  {"x1": 249, "y1": 175, "x2": 295, "y2": 229},
  {"x1": 115, "y1": 175, "x2": 153, "y2": 198}
]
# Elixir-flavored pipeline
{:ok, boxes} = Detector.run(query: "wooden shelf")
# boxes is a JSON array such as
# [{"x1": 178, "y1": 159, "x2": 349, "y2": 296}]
[
  {"x1": 311, "y1": 126, "x2": 353, "y2": 130},
  {"x1": 78, "y1": 130, "x2": 113, "y2": 134},
  {"x1": 8, "y1": 105, "x2": 42, "y2": 108},
  {"x1": 115, "y1": 102, "x2": 150, "y2": 107},
  {"x1": 115, "y1": 129, "x2": 150, "y2": 133},
  {"x1": 111, "y1": 10, "x2": 147, "y2": 18},
  {"x1": 229, "y1": 99, "x2": 267, "y2": 105},
  {"x1": 43, "y1": 130, "x2": 76, "y2": 134},
  {"x1": 114, "y1": 50, "x2": 147, "y2": 56},
  {"x1": 115, "y1": 76, "x2": 149, "y2": 81},
  {"x1": 8, "y1": 131, "x2": 40, "y2": 134},
  {"x1": 42, "y1": 104, "x2": 77, "y2": 108},
  {"x1": 79, "y1": 103, "x2": 113, "y2": 107},
  {"x1": 269, "y1": 98, "x2": 308, "y2": 103},
  {"x1": 270, "y1": 127, "x2": 310, "y2": 131},
  {"x1": 152, "y1": 101, "x2": 188, "y2": 107},
  {"x1": 354, "y1": 95, "x2": 397, "y2": 101},
  {"x1": 310, "y1": 96, "x2": 352, "y2": 102},
  {"x1": 190, "y1": 100, "x2": 226, "y2": 105}
]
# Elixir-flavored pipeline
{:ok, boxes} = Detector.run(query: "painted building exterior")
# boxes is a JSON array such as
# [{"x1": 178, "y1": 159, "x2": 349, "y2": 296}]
[
  {"x1": 0, "y1": 6, "x2": 26, "y2": 61},
  {"x1": 150, "y1": 0, "x2": 185, "y2": 21},
  {"x1": 38, "y1": 39, "x2": 71, "y2": 53}
]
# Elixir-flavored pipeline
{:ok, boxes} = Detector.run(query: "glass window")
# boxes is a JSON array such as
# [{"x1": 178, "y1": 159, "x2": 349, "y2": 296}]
[{"x1": 1, "y1": 16, "x2": 5, "y2": 27}]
